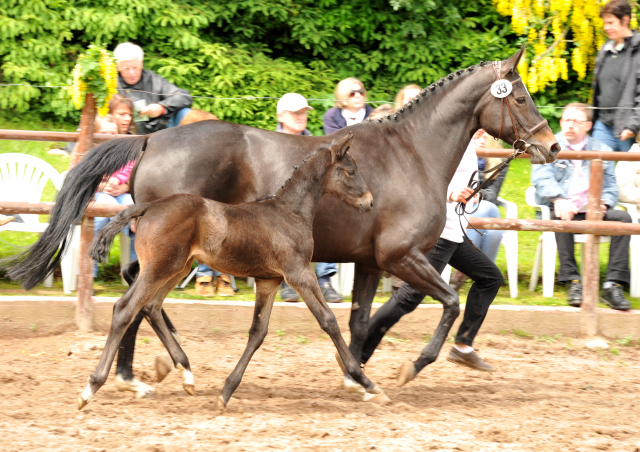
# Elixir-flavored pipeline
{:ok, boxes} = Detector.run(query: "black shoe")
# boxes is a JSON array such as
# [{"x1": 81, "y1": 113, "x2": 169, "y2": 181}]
[
  {"x1": 447, "y1": 347, "x2": 495, "y2": 372},
  {"x1": 567, "y1": 280, "x2": 582, "y2": 307},
  {"x1": 279, "y1": 282, "x2": 300, "y2": 302},
  {"x1": 320, "y1": 282, "x2": 343, "y2": 303},
  {"x1": 600, "y1": 284, "x2": 631, "y2": 311}
]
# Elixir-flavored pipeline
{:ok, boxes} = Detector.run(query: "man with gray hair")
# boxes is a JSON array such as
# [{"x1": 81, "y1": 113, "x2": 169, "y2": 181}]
[{"x1": 114, "y1": 42, "x2": 192, "y2": 134}]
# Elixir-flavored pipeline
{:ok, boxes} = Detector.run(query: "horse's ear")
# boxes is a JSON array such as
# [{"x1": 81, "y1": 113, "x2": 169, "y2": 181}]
[
  {"x1": 334, "y1": 132, "x2": 354, "y2": 160},
  {"x1": 502, "y1": 46, "x2": 526, "y2": 77}
]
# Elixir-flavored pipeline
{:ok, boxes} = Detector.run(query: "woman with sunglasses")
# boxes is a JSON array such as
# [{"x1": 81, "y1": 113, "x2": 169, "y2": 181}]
[{"x1": 323, "y1": 78, "x2": 373, "y2": 135}]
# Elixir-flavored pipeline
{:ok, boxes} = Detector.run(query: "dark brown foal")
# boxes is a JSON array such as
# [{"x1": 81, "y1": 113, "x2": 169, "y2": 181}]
[{"x1": 80, "y1": 133, "x2": 389, "y2": 410}]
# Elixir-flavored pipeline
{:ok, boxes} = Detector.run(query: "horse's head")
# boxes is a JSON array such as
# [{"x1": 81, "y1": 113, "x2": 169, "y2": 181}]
[
  {"x1": 325, "y1": 132, "x2": 373, "y2": 213},
  {"x1": 477, "y1": 47, "x2": 560, "y2": 164}
]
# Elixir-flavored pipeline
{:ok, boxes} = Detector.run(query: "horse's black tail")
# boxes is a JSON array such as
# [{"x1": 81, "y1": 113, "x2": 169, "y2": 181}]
[
  {"x1": 90, "y1": 203, "x2": 151, "y2": 264},
  {"x1": 0, "y1": 135, "x2": 149, "y2": 290}
]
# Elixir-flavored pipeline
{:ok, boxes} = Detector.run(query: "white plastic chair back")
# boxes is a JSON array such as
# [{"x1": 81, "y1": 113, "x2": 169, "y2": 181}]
[{"x1": 0, "y1": 153, "x2": 62, "y2": 226}]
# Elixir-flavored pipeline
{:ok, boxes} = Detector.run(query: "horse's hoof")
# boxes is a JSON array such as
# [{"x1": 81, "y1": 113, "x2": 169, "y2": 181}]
[
  {"x1": 114, "y1": 375, "x2": 156, "y2": 399},
  {"x1": 183, "y1": 383, "x2": 195, "y2": 396},
  {"x1": 215, "y1": 395, "x2": 227, "y2": 410},
  {"x1": 155, "y1": 354, "x2": 174, "y2": 383},
  {"x1": 397, "y1": 359, "x2": 417, "y2": 387},
  {"x1": 334, "y1": 351, "x2": 346, "y2": 374},
  {"x1": 343, "y1": 375, "x2": 366, "y2": 395},
  {"x1": 77, "y1": 395, "x2": 88, "y2": 411},
  {"x1": 366, "y1": 391, "x2": 391, "y2": 405}
]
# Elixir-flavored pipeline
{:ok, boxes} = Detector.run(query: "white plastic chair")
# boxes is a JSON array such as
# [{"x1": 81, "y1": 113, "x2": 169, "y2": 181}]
[
  {"x1": 526, "y1": 185, "x2": 640, "y2": 297},
  {"x1": 441, "y1": 196, "x2": 519, "y2": 298},
  {"x1": 0, "y1": 153, "x2": 71, "y2": 289}
]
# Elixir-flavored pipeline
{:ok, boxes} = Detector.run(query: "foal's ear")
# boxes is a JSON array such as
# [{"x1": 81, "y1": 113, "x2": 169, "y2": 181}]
[
  {"x1": 502, "y1": 45, "x2": 526, "y2": 78},
  {"x1": 334, "y1": 132, "x2": 354, "y2": 161}
]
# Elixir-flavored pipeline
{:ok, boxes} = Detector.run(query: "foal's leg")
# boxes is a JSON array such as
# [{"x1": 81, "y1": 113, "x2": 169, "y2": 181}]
[
  {"x1": 78, "y1": 273, "x2": 172, "y2": 410},
  {"x1": 341, "y1": 266, "x2": 381, "y2": 393},
  {"x1": 382, "y1": 249, "x2": 460, "y2": 386},
  {"x1": 217, "y1": 277, "x2": 282, "y2": 409},
  {"x1": 287, "y1": 267, "x2": 389, "y2": 404}
]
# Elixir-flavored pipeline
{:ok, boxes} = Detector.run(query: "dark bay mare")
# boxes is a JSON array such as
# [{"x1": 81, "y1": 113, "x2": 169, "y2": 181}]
[
  {"x1": 78, "y1": 134, "x2": 388, "y2": 410},
  {"x1": 4, "y1": 48, "x2": 560, "y2": 396}
]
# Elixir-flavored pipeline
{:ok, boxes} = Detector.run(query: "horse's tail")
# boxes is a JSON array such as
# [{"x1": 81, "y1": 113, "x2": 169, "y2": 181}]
[
  {"x1": 90, "y1": 203, "x2": 151, "y2": 264},
  {"x1": 1, "y1": 135, "x2": 149, "y2": 290}
]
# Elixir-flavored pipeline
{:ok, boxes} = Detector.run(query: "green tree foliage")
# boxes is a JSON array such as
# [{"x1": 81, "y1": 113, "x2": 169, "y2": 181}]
[{"x1": 1, "y1": 0, "x2": 522, "y2": 133}]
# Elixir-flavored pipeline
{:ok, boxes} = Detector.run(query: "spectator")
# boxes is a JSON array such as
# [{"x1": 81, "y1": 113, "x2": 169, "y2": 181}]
[
  {"x1": 323, "y1": 78, "x2": 373, "y2": 135},
  {"x1": 114, "y1": 42, "x2": 192, "y2": 135},
  {"x1": 616, "y1": 142, "x2": 640, "y2": 209},
  {"x1": 177, "y1": 109, "x2": 235, "y2": 297},
  {"x1": 93, "y1": 95, "x2": 138, "y2": 278},
  {"x1": 450, "y1": 129, "x2": 508, "y2": 291},
  {"x1": 394, "y1": 84, "x2": 422, "y2": 110},
  {"x1": 369, "y1": 104, "x2": 395, "y2": 120},
  {"x1": 591, "y1": 0, "x2": 640, "y2": 152},
  {"x1": 531, "y1": 102, "x2": 631, "y2": 310},
  {"x1": 274, "y1": 93, "x2": 342, "y2": 302},
  {"x1": 360, "y1": 137, "x2": 502, "y2": 373}
]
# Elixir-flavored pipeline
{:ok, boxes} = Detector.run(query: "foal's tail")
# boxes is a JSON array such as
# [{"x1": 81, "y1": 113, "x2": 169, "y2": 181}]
[
  {"x1": 90, "y1": 203, "x2": 151, "y2": 264},
  {"x1": 1, "y1": 135, "x2": 149, "y2": 290}
]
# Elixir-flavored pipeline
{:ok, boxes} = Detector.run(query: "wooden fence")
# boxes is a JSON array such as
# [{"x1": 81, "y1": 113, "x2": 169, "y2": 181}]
[{"x1": 2, "y1": 128, "x2": 640, "y2": 337}]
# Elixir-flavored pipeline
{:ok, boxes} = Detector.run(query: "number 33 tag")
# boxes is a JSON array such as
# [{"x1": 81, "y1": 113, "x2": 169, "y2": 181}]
[{"x1": 491, "y1": 80, "x2": 512, "y2": 98}]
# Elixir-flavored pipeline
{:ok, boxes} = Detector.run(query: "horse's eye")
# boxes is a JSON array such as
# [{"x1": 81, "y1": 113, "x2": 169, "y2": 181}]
[
  {"x1": 516, "y1": 97, "x2": 526, "y2": 105},
  {"x1": 347, "y1": 170, "x2": 355, "y2": 176}
]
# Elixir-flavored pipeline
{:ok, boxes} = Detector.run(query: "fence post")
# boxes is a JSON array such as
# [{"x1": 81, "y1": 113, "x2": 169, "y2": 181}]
[
  {"x1": 581, "y1": 159, "x2": 604, "y2": 336},
  {"x1": 76, "y1": 216, "x2": 95, "y2": 332},
  {"x1": 68, "y1": 93, "x2": 96, "y2": 171}
]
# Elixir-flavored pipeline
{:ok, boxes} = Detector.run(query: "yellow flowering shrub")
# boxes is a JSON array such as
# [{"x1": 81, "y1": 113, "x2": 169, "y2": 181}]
[
  {"x1": 493, "y1": 0, "x2": 638, "y2": 93},
  {"x1": 68, "y1": 45, "x2": 118, "y2": 116}
]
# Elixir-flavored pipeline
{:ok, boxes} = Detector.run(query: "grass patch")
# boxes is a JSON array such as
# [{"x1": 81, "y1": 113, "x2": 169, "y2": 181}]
[{"x1": 512, "y1": 328, "x2": 531, "y2": 339}]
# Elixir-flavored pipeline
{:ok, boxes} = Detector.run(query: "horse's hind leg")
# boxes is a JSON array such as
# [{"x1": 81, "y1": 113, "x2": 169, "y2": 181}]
[
  {"x1": 218, "y1": 277, "x2": 282, "y2": 409},
  {"x1": 287, "y1": 267, "x2": 390, "y2": 405},
  {"x1": 78, "y1": 273, "x2": 170, "y2": 410}
]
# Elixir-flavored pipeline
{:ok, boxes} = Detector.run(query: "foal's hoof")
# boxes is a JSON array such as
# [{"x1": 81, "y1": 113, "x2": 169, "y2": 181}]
[
  {"x1": 215, "y1": 395, "x2": 227, "y2": 410},
  {"x1": 155, "y1": 354, "x2": 174, "y2": 383},
  {"x1": 77, "y1": 394, "x2": 88, "y2": 411},
  {"x1": 183, "y1": 383, "x2": 195, "y2": 396},
  {"x1": 362, "y1": 386, "x2": 391, "y2": 405},
  {"x1": 343, "y1": 375, "x2": 366, "y2": 395},
  {"x1": 397, "y1": 359, "x2": 417, "y2": 387}
]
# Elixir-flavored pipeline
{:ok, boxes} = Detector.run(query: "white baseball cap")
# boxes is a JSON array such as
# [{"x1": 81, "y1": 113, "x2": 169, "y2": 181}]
[{"x1": 277, "y1": 93, "x2": 314, "y2": 114}]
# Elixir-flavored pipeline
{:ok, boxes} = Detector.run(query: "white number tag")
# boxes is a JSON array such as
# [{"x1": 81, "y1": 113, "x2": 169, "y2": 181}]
[{"x1": 490, "y1": 80, "x2": 512, "y2": 98}]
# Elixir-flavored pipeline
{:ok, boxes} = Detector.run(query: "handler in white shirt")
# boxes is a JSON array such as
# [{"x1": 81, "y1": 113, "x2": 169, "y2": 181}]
[{"x1": 359, "y1": 135, "x2": 504, "y2": 373}]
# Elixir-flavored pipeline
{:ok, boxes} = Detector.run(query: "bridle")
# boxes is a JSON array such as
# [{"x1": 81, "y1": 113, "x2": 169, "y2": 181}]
[{"x1": 455, "y1": 60, "x2": 549, "y2": 248}]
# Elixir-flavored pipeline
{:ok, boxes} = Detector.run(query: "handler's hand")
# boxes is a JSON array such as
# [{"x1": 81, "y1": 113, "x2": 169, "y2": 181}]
[
  {"x1": 621, "y1": 129, "x2": 636, "y2": 141},
  {"x1": 554, "y1": 198, "x2": 578, "y2": 221},
  {"x1": 139, "y1": 103, "x2": 165, "y2": 118},
  {"x1": 449, "y1": 187, "x2": 479, "y2": 204}
]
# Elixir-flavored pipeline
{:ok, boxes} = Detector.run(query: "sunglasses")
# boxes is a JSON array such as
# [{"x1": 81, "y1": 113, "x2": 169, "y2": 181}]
[{"x1": 349, "y1": 89, "x2": 364, "y2": 98}]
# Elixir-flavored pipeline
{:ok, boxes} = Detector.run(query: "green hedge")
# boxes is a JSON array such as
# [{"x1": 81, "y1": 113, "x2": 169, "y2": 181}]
[{"x1": 1, "y1": 0, "x2": 587, "y2": 134}]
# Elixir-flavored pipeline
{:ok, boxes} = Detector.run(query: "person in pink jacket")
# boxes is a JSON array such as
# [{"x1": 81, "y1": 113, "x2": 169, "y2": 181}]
[{"x1": 93, "y1": 95, "x2": 137, "y2": 278}]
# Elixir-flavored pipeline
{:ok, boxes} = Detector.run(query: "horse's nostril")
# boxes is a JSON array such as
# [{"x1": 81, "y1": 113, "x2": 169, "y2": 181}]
[
  {"x1": 369, "y1": 200, "x2": 373, "y2": 208},
  {"x1": 551, "y1": 143, "x2": 561, "y2": 154}
]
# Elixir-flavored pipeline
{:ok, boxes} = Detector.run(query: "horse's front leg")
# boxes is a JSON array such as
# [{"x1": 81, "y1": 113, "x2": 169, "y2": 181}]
[
  {"x1": 288, "y1": 267, "x2": 390, "y2": 405},
  {"x1": 217, "y1": 277, "x2": 282, "y2": 409}
]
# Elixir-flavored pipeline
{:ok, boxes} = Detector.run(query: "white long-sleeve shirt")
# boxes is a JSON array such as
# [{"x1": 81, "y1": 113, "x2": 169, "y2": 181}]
[{"x1": 439, "y1": 141, "x2": 479, "y2": 243}]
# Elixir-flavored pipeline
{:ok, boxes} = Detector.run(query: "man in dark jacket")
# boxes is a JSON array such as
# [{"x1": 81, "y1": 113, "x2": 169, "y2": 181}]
[
  {"x1": 114, "y1": 42, "x2": 192, "y2": 135},
  {"x1": 592, "y1": 0, "x2": 640, "y2": 152}
]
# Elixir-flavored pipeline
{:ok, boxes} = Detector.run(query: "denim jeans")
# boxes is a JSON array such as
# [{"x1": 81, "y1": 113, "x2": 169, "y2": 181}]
[
  {"x1": 167, "y1": 108, "x2": 191, "y2": 128},
  {"x1": 361, "y1": 237, "x2": 503, "y2": 363},
  {"x1": 315, "y1": 262, "x2": 337, "y2": 278},
  {"x1": 195, "y1": 263, "x2": 219, "y2": 279},
  {"x1": 93, "y1": 192, "x2": 136, "y2": 277},
  {"x1": 467, "y1": 200, "x2": 504, "y2": 262},
  {"x1": 592, "y1": 120, "x2": 633, "y2": 152}
]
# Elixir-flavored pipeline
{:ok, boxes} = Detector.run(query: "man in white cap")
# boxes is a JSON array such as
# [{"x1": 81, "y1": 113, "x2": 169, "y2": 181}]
[
  {"x1": 276, "y1": 93, "x2": 313, "y2": 136},
  {"x1": 275, "y1": 93, "x2": 344, "y2": 303}
]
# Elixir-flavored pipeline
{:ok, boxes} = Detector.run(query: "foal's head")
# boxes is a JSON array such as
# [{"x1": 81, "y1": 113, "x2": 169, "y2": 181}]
[{"x1": 324, "y1": 133, "x2": 373, "y2": 213}]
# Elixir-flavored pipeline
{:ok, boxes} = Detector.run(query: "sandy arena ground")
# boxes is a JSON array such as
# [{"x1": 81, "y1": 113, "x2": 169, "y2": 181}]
[{"x1": 1, "y1": 322, "x2": 640, "y2": 451}]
